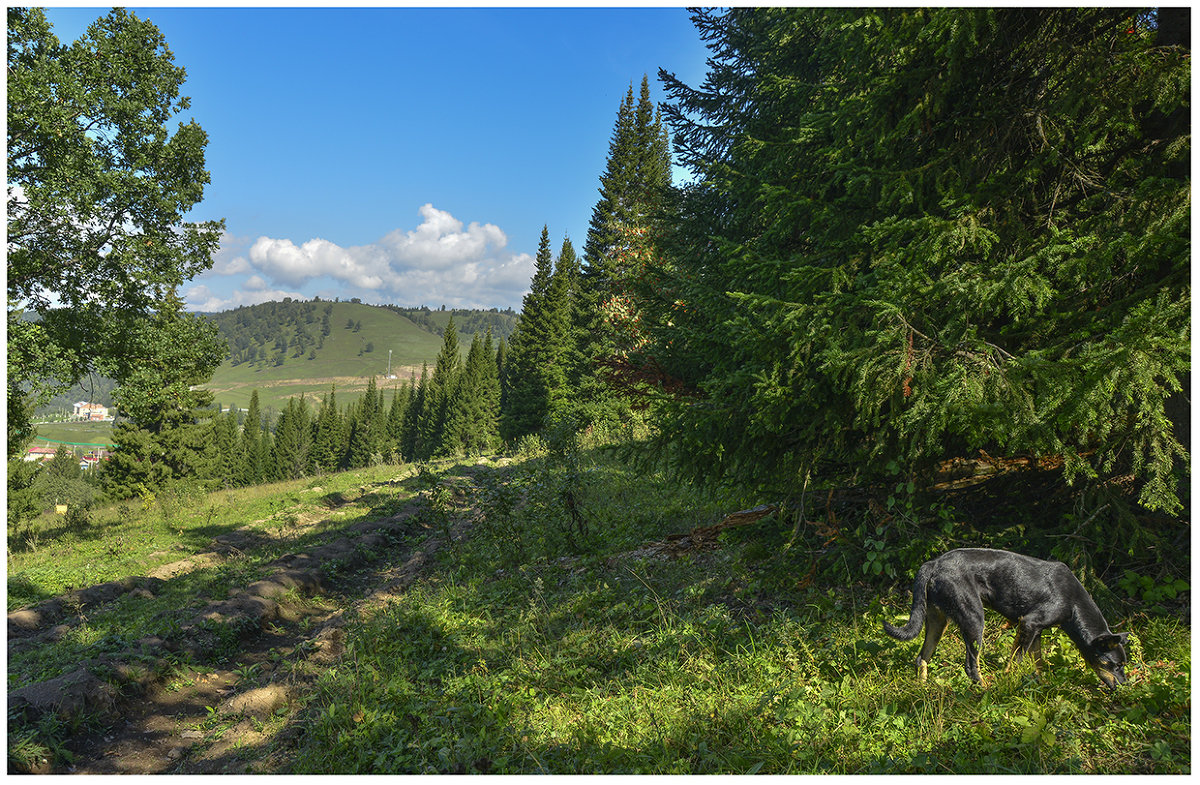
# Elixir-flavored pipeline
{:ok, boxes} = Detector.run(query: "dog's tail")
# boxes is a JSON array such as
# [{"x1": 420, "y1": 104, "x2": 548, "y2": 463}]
[{"x1": 883, "y1": 561, "x2": 933, "y2": 641}]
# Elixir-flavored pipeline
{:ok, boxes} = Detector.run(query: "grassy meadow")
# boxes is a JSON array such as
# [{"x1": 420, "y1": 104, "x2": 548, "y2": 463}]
[
  {"x1": 6, "y1": 432, "x2": 1190, "y2": 774},
  {"x1": 203, "y1": 302, "x2": 449, "y2": 412},
  {"x1": 25, "y1": 421, "x2": 115, "y2": 449}
]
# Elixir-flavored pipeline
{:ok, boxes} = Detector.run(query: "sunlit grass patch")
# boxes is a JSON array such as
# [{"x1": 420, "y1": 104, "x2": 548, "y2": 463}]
[{"x1": 284, "y1": 446, "x2": 1190, "y2": 774}]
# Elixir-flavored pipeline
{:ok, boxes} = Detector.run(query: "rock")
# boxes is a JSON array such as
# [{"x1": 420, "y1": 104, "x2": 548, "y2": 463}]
[
  {"x1": 9, "y1": 667, "x2": 117, "y2": 720},
  {"x1": 219, "y1": 685, "x2": 289, "y2": 719},
  {"x1": 45, "y1": 624, "x2": 72, "y2": 641},
  {"x1": 8, "y1": 609, "x2": 45, "y2": 632},
  {"x1": 246, "y1": 580, "x2": 288, "y2": 600}
]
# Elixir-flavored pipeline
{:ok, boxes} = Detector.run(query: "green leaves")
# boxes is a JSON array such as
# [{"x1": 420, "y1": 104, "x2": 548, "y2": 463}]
[{"x1": 7, "y1": 8, "x2": 224, "y2": 468}]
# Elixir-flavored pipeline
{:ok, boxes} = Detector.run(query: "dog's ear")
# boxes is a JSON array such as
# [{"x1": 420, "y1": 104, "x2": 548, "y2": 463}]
[{"x1": 1095, "y1": 632, "x2": 1128, "y2": 650}]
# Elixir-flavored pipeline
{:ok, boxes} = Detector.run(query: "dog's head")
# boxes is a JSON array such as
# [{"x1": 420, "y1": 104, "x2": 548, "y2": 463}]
[{"x1": 1085, "y1": 632, "x2": 1129, "y2": 689}]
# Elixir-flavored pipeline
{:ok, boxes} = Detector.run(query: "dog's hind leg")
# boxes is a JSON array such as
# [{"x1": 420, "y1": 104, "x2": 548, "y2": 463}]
[
  {"x1": 930, "y1": 582, "x2": 985, "y2": 683},
  {"x1": 959, "y1": 613, "x2": 986, "y2": 683},
  {"x1": 1026, "y1": 629, "x2": 1045, "y2": 673},
  {"x1": 916, "y1": 606, "x2": 948, "y2": 681}
]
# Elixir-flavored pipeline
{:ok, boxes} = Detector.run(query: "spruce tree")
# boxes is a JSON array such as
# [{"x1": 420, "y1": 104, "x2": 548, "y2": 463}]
[
  {"x1": 310, "y1": 386, "x2": 346, "y2": 473},
  {"x1": 583, "y1": 75, "x2": 672, "y2": 291},
  {"x1": 550, "y1": 236, "x2": 584, "y2": 413},
  {"x1": 100, "y1": 290, "x2": 225, "y2": 497},
  {"x1": 212, "y1": 406, "x2": 241, "y2": 488},
  {"x1": 502, "y1": 227, "x2": 569, "y2": 442},
  {"x1": 400, "y1": 364, "x2": 429, "y2": 461},
  {"x1": 240, "y1": 390, "x2": 267, "y2": 484},
  {"x1": 578, "y1": 75, "x2": 673, "y2": 414},
  {"x1": 274, "y1": 396, "x2": 313, "y2": 480},
  {"x1": 416, "y1": 317, "x2": 463, "y2": 458},
  {"x1": 386, "y1": 382, "x2": 411, "y2": 460},
  {"x1": 583, "y1": 84, "x2": 637, "y2": 284},
  {"x1": 481, "y1": 327, "x2": 502, "y2": 444},
  {"x1": 446, "y1": 332, "x2": 501, "y2": 455},
  {"x1": 645, "y1": 8, "x2": 1190, "y2": 512},
  {"x1": 346, "y1": 376, "x2": 384, "y2": 468},
  {"x1": 495, "y1": 336, "x2": 508, "y2": 413}
]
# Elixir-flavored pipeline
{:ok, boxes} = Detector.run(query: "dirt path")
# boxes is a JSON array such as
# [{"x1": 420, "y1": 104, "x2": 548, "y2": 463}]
[{"x1": 8, "y1": 475, "x2": 477, "y2": 775}]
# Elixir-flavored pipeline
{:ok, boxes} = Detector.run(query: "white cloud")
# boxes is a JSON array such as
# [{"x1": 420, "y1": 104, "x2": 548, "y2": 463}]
[
  {"x1": 248, "y1": 236, "x2": 386, "y2": 289},
  {"x1": 378, "y1": 203, "x2": 508, "y2": 270},
  {"x1": 198, "y1": 203, "x2": 535, "y2": 311},
  {"x1": 184, "y1": 281, "x2": 307, "y2": 312}
]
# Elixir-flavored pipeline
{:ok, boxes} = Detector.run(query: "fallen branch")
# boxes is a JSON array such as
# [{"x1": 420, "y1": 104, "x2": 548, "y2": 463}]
[{"x1": 689, "y1": 504, "x2": 779, "y2": 543}]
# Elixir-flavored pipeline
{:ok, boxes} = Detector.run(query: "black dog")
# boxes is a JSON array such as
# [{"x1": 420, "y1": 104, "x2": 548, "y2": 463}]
[{"x1": 883, "y1": 548, "x2": 1128, "y2": 688}]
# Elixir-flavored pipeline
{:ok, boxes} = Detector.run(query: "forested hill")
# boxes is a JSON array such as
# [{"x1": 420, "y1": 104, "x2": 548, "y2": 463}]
[
  {"x1": 31, "y1": 301, "x2": 517, "y2": 416},
  {"x1": 382, "y1": 304, "x2": 518, "y2": 341},
  {"x1": 202, "y1": 299, "x2": 517, "y2": 367},
  {"x1": 197, "y1": 299, "x2": 517, "y2": 411}
]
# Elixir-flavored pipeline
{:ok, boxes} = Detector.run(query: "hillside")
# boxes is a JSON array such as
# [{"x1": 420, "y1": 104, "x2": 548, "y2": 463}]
[
  {"x1": 26, "y1": 301, "x2": 517, "y2": 442},
  {"x1": 6, "y1": 441, "x2": 1190, "y2": 774},
  {"x1": 201, "y1": 300, "x2": 515, "y2": 413}
]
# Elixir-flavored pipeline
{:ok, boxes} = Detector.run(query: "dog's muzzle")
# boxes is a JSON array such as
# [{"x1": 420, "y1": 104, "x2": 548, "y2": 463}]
[{"x1": 1092, "y1": 664, "x2": 1126, "y2": 689}]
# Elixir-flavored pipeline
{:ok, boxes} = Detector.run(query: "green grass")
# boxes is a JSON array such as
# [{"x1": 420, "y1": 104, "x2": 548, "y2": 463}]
[
  {"x1": 280, "y1": 445, "x2": 1190, "y2": 774},
  {"x1": 6, "y1": 463, "x2": 409, "y2": 614},
  {"x1": 27, "y1": 421, "x2": 115, "y2": 448},
  {"x1": 7, "y1": 438, "x2": 1189, "y2": 774}
]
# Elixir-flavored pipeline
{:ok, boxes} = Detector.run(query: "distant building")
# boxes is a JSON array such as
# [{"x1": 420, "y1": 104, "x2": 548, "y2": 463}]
[
  {"x1": 73, "y1": 401, "x2": 110, "y2": 421},
  {"x1": 81, "y1": 448, "x2": 111, "y2": 470},
  {"x1": 24, "y1": 446, "x2": 57, "y2": 463}
]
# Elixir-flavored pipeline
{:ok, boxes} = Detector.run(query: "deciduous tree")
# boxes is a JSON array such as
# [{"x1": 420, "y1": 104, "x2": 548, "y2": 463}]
[{"x1": 7, "y1": 8, "x2": 223, "y2": 458}]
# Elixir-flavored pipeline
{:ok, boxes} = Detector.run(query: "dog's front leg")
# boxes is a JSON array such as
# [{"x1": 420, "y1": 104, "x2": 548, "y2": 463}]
[
  {"x1": 1008, "y1": 620, "x2": 1045, "y2": 674},
  {"x1": 1028, "y1": 633, "x2": 1044, "y2": 672}
]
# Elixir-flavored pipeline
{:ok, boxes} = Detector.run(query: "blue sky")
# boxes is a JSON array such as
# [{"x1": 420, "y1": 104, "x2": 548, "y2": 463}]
[{"x1": 42, "y1": 5, "x2": 712, "y2": 313}]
